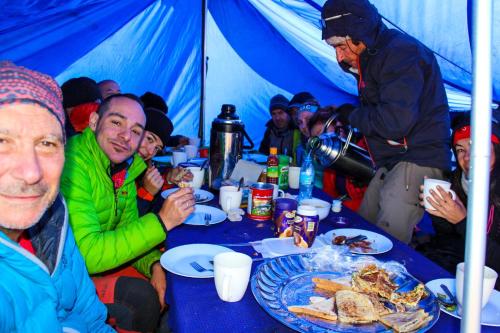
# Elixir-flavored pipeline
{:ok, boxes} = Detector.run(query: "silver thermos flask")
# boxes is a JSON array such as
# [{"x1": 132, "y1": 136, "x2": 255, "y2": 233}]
[
  {"x1": 209, "y1": 104, "x2": 254, "y2": 190},
  {"x1": 308, "y1": 132, "x2": 376, "y2": 183}
]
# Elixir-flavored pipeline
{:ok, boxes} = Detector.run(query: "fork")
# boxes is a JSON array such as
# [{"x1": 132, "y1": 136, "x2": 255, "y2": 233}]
[
  {"x1": 190, "y1": 261, "x2": 213, "y2": 272},
  {"x1": 204, "y1": 213, "x2": 211, "y2": 226}
]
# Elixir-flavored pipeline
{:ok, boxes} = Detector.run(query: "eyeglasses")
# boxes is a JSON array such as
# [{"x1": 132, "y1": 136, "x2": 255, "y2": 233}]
[
  {"x1": 319, "y1": 12, "x2": 352, "y2": 28},
  {"x1": 153, "y1": 145, "x2": 163, "y2": 154}
]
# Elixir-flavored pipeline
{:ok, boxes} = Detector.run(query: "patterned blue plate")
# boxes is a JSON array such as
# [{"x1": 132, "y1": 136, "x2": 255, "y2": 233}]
[{"x1": 251, "y1": 254, "x2": 440, "y2": 332}]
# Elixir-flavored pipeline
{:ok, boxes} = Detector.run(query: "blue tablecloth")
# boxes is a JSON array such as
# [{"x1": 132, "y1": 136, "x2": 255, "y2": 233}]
[{"x1": 165, "y1": 188, "x2": 497, "y2": 333}]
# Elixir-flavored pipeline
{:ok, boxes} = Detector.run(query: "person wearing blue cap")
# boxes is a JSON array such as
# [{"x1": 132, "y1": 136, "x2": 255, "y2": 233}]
[{"x1": 321, "y1": 0, "x2": 451, "y2": 244}]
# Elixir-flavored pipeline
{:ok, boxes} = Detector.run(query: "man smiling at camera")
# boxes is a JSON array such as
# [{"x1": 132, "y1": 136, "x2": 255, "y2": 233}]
[{"x1": 61, "y1": 93, "x2": 194, "y2": 332}]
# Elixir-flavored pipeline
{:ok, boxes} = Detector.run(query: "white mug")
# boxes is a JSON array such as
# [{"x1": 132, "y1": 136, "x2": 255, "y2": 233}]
[
  {"x1": 214, "y1": 252, "x2": 252, "y2": 302},
  {"x1": 189, "y1": 136, "x2": 201, "y2": 147},
  {"x1": 271, "y1": 184, "x2": 285, "y2": 199},
  {"x1": 219, "y1": 186, "x2": 243, "y2": 212},
  {"x1": 288, "y1": 166, "x2": 301, "y2": 189},
  {"x1": 186, "y1": 167, "x2": 204, "y2": 189},
  {"x1": 455, "y1": 262, "x2": 498, "y2": 308},
  {"x1": 184, "y1": 145, "x2": 198, "y2": 159},
  {"x1": 172, "y1": 151, "x2": 187, "y2": 167},
  {"x1": 423, "y1": 178, "x2": 456, "y2": 210}
]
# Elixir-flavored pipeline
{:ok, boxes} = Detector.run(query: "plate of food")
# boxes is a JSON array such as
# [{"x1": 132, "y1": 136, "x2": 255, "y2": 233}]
[
  {"x1": 425, "y1": 278, "x2": 500, "y2": 326},
  {"x1": 251, "y1": 254, "x2": 439, "y2": 332},
  {"x1": 324, "y1": 228, "x2": 393, "y2": 254},
  {"x1": 183, "y1": 205, "x2": 226, "y2": 225},
  {"x1": 161, "y1": 188, "x2": 214, "y2": 203}
]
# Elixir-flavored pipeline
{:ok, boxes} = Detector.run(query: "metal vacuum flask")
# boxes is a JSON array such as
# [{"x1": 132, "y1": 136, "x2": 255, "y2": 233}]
[
  {"x1": 209, "y1": 104, "x2": 254, "y2": 190},
  {"x1": 308, "y1": 132, "x2": 376, "y2": 183}
]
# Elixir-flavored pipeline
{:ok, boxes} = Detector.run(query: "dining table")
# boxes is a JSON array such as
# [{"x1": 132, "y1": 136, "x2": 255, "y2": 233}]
[{"x1": 164, "y1": 187, "x2": 498, "y2": 333}]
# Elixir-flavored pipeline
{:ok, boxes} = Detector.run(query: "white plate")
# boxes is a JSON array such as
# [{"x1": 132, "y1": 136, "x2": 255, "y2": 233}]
[
  {"x1": 161, "y1": 188, "x2": 214, "y2": 203},
  {"x1": 183, "y1": 205, "x2": 226, "y2": 225},
  {"x1": 152, "y1": 155, "x2": 172, "y2": 164},
  {"x1": 160, "y1": 244, "x2": 234, "y2": 278},
  {"x1": 323, "y1": 228, "x2": 393, "y2": 254},
  {"x1": 425, "y1": 278, "x2": 500, "y2": 326}
]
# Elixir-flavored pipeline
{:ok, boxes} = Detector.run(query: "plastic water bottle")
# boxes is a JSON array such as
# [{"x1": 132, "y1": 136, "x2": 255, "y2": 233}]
[{"x1": 297, "y1": 153, "x2": 314, "y2": 203}]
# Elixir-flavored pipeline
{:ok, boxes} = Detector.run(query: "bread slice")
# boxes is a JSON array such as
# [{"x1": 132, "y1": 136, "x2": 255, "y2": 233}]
[
  {"x1": 379, "y1": 309, "x2": 433, "y2": 332},
  {"x1": 335, "y1": 290, "x2": 379, "y2": 324},
  {"x1": 288, "y1": 296, "x2": 337, "y2": 322},
  {"x1": 312, "y1": 277, "x2": 352, "y2": 293}
]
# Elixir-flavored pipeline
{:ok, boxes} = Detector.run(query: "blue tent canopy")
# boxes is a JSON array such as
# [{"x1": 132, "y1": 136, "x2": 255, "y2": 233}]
[{"x1": 1, "y1": 0, "x2": 498, "y2": 147}]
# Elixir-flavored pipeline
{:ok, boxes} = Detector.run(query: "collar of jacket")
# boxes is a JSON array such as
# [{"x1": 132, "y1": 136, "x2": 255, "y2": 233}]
[{"x1": 80, "y1": 127, "x2": 146, "y2": 184}]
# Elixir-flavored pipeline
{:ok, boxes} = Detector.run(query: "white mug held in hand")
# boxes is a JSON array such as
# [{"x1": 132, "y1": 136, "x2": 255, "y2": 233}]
[
  {"x1": 455, "y1": 262, "x2": 498, "y2": 308},
  {"x1": 172, "y1": 151, "x2": 187, "y2": 167},
  {"x1": 423, "y1": 178, "x2": 456, "y2": 210},
  {"x1": 214, "y1": 252, "x2": 252, "y2": 302},
  {"x1": 186, "y1": 167, "x2": 204, "y2": 189},
  {"x1": 219, "y1": 186, "x2": 243, "y2": 212},
  {"x1": 288, "y1": 166, "x2": 301, "y2": 189}
]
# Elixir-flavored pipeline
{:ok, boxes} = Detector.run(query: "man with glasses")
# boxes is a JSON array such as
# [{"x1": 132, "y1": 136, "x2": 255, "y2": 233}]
[{"x1": 321, "y1": 0, "x2": 450, "y2": 244}]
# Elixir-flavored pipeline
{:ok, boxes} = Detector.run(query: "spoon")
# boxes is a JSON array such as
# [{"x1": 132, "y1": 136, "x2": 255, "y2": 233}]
[
  {"x1": 199, "y1": 159, "x2": 208, "y2": 170},
  {"x1": 237, "y1": 177, "x2": 244, "y2": 191}
]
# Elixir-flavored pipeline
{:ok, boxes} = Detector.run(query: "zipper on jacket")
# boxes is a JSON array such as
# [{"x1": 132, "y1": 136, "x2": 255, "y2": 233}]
[{"x1": 113, "y1": 188, "x2": 118, "y2": 216}]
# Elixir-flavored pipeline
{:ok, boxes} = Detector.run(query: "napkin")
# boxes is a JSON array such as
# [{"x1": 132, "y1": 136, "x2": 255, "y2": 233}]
[
  {"x1": 227, "y1": 208, "x2": 245, "y2": 222},
  {"x1": 252, "y1": 237, "x2": 329, "y2": 258},
  {"x1": 229, "y1": 160, "x2": 265, "y2": 184}
]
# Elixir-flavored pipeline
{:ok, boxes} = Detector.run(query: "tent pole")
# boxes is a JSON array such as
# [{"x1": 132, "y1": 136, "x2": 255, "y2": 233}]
[
  {"x1": 198, "y1": 0, "x2": 208, "y2": 145},
  {"x1": 461, "y1": 0, "x2": 493, "y2": 332}
]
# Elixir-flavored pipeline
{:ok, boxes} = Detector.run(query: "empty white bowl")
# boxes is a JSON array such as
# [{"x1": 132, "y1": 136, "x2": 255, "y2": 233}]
[{"x1": 300, "y1": 198, "x2": 331, "y2": 221}]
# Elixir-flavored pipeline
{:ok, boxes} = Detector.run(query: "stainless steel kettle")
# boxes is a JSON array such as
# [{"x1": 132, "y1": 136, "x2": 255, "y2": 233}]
[{"x1": 209, "y1": 104, "x2": 254, "y2": 190}]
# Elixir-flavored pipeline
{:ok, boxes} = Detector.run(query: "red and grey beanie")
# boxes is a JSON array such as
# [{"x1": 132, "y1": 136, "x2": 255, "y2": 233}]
[{"x1": 0, "y1": 61, "x2": 65, "y2": 132}]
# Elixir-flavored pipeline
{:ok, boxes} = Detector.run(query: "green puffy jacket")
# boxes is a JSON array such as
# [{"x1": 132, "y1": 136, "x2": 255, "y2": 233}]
[{"x1": 61, "y1": 128, "x2": 165, "y2": 277}]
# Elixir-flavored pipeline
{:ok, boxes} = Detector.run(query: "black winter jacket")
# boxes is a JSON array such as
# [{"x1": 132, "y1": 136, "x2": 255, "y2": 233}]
[{"x1": 347, "y1": 24, "x2": 451, "y2": 170}]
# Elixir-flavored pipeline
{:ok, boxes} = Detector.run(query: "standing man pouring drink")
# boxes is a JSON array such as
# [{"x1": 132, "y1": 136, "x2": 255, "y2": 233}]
[{"x1": 321, "y1": 0, "x2": 451, "y2": 243}]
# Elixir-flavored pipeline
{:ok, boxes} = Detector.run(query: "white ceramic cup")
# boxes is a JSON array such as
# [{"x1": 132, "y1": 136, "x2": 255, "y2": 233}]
[
  {"x1": 189, "y1": 137, "x2": 201, "y2": 147},
  {"x1": 184, "y1": 145, "x2": 198, "y2": 159},
  {"x1": 214, "y1": 252, "x2": 252, "y2": 302},
  {"x1": 172, "y1": 151, "x2": 187, "y2": 167},
  {"x1": 455, "y1": 262, "x2": 498, "y2": 308},
  {"x1": 186, "y1": 167, "x2": 204, "y2": 189},
  {"x1": 271, "y1": 184, "x2": 285, "y2": 199},
  {"x1": 288, "y1": 166, "x2": 301, "y2": 189},
  {"x1": 423, "y1": 178, "x2": 456, "y2": 210},
  {"x1": 219, "y1": 186, "x2": 243, "y2": 212}
]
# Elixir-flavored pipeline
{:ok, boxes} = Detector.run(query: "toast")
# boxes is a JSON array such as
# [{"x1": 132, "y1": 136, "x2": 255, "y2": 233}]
[
  {"x1": 379, "y1": 309, "x2": 433, "y2": 332},
  {"x1": 312, "y1": 277, "x2": 352, "y2": 293},
  {"x1": 335, "y1": 290, "x2": 379, "y2": 324},
  {"x1": 288, "y1": 296, "x2": 337, "y2": 322}
]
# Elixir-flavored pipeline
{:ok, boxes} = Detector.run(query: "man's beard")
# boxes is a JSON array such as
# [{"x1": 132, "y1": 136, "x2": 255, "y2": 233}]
[{"x1": 0, "y1": 181, "x2": 53, "y2": 230}]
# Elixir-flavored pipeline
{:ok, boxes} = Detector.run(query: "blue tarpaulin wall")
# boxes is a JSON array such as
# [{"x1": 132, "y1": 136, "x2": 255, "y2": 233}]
[{"x1": 1, "y1": 0, "x2": 498, "y2": 147}]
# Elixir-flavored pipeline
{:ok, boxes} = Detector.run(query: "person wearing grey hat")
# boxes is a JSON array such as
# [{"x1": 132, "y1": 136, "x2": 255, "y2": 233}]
[
  {"x1": 321, "y1": 0, "x2": 451, "y2": 244},
  {"x1": 259, "y1": 94, "x2": 295, "y2": 157}
]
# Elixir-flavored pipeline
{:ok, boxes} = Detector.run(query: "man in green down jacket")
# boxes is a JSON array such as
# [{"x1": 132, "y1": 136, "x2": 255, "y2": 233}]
[{"x1": 61, "y1": 93, "x2": 195, "y2": 332}]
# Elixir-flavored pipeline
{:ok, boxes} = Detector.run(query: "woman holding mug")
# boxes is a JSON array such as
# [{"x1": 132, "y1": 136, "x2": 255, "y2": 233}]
[{"x1": 418, "y1": 116, "x2": 500, "y2": 289}]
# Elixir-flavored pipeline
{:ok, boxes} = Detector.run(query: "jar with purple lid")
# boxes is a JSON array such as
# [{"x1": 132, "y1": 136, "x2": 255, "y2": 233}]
[{"x1": 273, "y1": 198, "x2": 298, "y2": 237}]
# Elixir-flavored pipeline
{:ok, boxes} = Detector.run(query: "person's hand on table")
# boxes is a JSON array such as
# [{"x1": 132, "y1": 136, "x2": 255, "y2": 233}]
[
  {"x1": 150, "y1": 262, "x2": 167, "y2": 311},
  {"x1": 167, "y1": 167, "x2": 193, "y2": 185},
  {"x1": 143, "y1": 166, "x2": 165, "y2": 196},
  {"x1": 419, "y1": 184, "x2": 466, "y2": 224},
  {"x1": 158, "y1": 187, "x2": 195, "y2": 230}
]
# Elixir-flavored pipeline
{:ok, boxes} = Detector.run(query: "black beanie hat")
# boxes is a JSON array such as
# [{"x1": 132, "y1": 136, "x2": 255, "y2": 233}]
[
  {"x1": 288, "y1": 92, "x2": 318, "y2": 109},
  {"x1": 144, "y1": 107, "x2": 173, "y2": 146},
  {"x1": 140, "y1": 92, "x2": 168, "y2": 114},
  {"x1": 61, "y1": 77, "x2": 102, "y2": 109},
  {"x1": 269, "y1": 94, "x2": 289, "y2": 113},
  {"x1": 321, "y1": 0, "x2": 381, "y2": 48}
]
